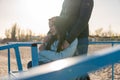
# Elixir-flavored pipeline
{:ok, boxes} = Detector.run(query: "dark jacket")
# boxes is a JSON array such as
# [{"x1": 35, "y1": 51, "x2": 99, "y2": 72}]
[{"x1": 60, "y1": 0, "x2": 94, "y2": 43}]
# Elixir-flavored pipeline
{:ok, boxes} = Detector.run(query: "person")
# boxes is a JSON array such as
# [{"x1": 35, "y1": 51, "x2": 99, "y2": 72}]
[
  {"x1": 59, "y1": 0, "x2": 94, "y2": 80},
  {"x1": 30, "y1": 0, "x2": 93, "y2": 79},
  {"x1": 27, "y1": 16, "x2": 78, "y2": 68}
]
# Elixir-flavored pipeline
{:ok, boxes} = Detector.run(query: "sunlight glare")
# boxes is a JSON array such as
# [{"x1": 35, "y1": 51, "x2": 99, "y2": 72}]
[
  {"x1": 17, "y1": 0, "x2": 63, "y2": 35},
  {"x1": 49, "y1": 59, "x2": 69, "y2": 71}
]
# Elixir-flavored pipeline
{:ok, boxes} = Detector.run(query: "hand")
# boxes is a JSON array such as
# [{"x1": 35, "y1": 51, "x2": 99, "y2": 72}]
[
  {"x1": 62, "y1": 40, "x2": 70, "y2": 49},
  {"x1": 39, "y1": 44, "x2": 45, "y2": 51},
  {"x1": 39, "y1": 33, "x2": 52, "y2": 51},
  {"x1": 43, "y1": 33, "x2": 52, "y2": 42}
]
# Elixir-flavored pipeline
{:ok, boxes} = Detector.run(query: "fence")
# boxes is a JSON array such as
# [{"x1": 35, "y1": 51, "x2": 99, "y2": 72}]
[
  {"x1": 0, "y1": 41, "x2": 120, "y2": 80},
  {"x1": 0, "y1": 42, "x2": 42, "y2": 74},
  {"x1": 89, "y1": 41, "x2": 120, "y2": 80}
]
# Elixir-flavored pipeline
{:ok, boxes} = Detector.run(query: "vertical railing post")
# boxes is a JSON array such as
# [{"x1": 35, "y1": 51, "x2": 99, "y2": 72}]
[
  {"x1": 111, "y1": 42, "x2": 114, "y2": 80},
  {"x1": 14, "y1": 45, "x2": 23, "y2": 71},
  {"x1": 31, "y1": 43, "x2": 38, "y2": 67},
  {"x1": 112, "y1": 64, "x2": 114, "y2": 80},
  {"x1": 8, "y1": 47, "x2": 11, "y2": 74}
]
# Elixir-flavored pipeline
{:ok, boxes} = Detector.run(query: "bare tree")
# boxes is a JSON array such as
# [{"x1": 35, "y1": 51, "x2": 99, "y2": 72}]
[
  {"x1": 16, "y1": 27, "x2": 21, "y2": 41},
  {"x1": 107, "y1": 25, "x2": 113, "y2": 37},
  {"x1": 19, "y1": 29, "x2": 26, "y2": 41},
  {"x1": 4, "y1": 23, "x2": 45, "y2": 41},
  {"x1": 11, "y1": 23, "x2": 17, "y2": 41},
  {"x1": 95, "y1": 28, "x2": 103, "y2": 36},
  {"x1": 5, "y1": 29, "x2": 11, "y2": 39},
  {"x1": 26, "y1": 29, "x2": 32, "y2": 41}
]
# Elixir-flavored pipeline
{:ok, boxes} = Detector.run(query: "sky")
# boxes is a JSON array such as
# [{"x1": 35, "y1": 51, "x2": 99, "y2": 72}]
[{"x1": 0, "y1": 0, "x2": 120, "y2": 38}]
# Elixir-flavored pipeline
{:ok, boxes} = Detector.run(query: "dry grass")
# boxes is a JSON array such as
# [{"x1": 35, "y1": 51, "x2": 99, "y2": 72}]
[{"x1": 0, "y1": 44, "x2": 120, "y2": 80}]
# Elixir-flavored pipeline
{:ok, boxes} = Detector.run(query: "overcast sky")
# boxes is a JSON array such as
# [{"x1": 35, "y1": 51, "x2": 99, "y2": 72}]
[{"x1": 0, "y1": 0, "x2": 120, "y2": 38}]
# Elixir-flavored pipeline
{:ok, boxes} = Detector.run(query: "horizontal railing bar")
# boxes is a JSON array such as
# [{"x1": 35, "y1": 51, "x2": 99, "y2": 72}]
[
  {"x1": 89, "y1": 41, "x2": 120, "y2": 44},
  {"x1": 8, "y1": 42, "x2": 42, "y2": 47},
  {"x1": 0, "y1": 42, "x2": 42, "y2": 50},
  {"x1": 1, "y1": 41, "x2": 120, "y2": 51},
  {"x1": 8, "y1": 42, "x2": 42, "y2": 44},
  {"x1": 0, "y1": 44, "x2": 16, "y2": 50}
]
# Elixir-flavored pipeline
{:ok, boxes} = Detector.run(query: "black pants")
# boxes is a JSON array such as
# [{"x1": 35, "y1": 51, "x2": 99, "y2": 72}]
[
  {"x1": 76, "y1": 74, "x2": 90, "y2": 80},
  {"x1": 75, "y1": 38, "x2": 90, "y2": 80}
]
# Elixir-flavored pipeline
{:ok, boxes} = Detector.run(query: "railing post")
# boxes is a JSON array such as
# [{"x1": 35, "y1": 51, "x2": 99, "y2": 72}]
[
  {"x1": 14, "y1": 45, "x2": 23, "y2": 71},
  {"x1": 112, "y1": 64, "x2": 114, "y2": 80},
  {"x1": 31, "y1": 43, "x2": 38, "y2": 67},
  {"x1": 112, "y1": 42, "x2": 114, "y2": 80},
  {"x1": 8, "y1": 47, "x2": 11, "y2": 74}
]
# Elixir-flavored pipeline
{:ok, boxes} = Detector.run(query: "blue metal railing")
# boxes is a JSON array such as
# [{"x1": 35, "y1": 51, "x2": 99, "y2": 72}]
[
  {"x1": 89, "y1": 41, "x2": 120, "y2": 46},
  {"x1": 89, "y1": 41, "x2": 120, "y2": 80},
  {"x1": 0, "y1": 41, "x2": 120, "y2": 80},
  {"x1": 0, "y1": 42, "x2": 42, "y2": 74},
  {"x1": 1, "y1": 45, "x2": 120, "y2": 80}
]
